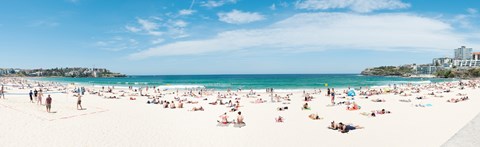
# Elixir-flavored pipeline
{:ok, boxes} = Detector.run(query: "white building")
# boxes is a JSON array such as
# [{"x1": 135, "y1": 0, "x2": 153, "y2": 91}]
[
  {"x1": 432, "y1": 57, "x2": 453, "y2": 67},
  {"x1": 454, "y1": 46, "x2": 473, "y2": 60}
]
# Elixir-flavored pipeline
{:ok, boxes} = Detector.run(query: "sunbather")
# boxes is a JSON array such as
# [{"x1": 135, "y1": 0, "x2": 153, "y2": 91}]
[
  {"x1": 308, "y1": 113, "x2": 323, "y2": 120},
  {"x1": 338, "y1": 122, "x2": 364, "y2": 133}
]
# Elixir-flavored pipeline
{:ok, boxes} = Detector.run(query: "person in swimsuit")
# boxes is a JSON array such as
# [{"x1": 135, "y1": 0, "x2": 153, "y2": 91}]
[
  {"x1": 37, "y1": 90, "x2": 43, "y2": 105},
  {"x1": 236, "y1": 111, "x2": 244, "y2": 124},
  {"x1": 77, "y1": 95, "x2": 83, "y2": 110},
  {"x1": 45, "y1": 95, "x2": 52, "y2": 113},
  {"x1": 338, "y1": 122, "x2": 364, "y2": 133},
  {"x1": 309, "y1": 113, "x2": 323, "y2": 120},
  {"x1": 218, "y1": 112, "x2": 229, "y2": 124},
  {"x1": 0, "y1": 85, "x2": 4, "y2": 99},
  {"x1": 29, "y1": 90, "x2": 34, "y2": 103}
]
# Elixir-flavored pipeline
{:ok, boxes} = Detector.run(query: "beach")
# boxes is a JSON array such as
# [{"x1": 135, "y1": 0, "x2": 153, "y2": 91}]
[{"x1": 1, "y1": 77, "x2": 479, "y2": 147}]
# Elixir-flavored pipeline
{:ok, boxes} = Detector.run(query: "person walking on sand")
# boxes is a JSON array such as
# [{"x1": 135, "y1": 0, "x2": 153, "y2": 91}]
[
  {"x1": 1, "y1": 85, "x2": 4, "y2": 99},
  {"x1": 37, "y1": 89, "x2": 43, "y2": 105},
  {"x1": 77, "y1": 95, "x2": 83, "y2": 110},
  {"x1": 29, "y1": 90, "x2": 34, "y2": 103},
  {"x1": 331, "y1": 88, "x2": 336, "y2": 105},
  {"x1": 34, "y1": 89, "x2": 38, "y2": 99},
  {"x1": 45, "y1": 95, "x2": 52, "y2": 113}
]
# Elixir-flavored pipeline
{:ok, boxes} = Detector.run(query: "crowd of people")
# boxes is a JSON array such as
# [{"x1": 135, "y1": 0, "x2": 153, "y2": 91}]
[{"x1": 1, "y1": 77, "x2": 478, "y2": 133}]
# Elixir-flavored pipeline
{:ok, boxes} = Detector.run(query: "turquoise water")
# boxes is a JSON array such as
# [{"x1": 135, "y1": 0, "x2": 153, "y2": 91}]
[{"x1": 37, "y1": 74, "x2": 455, "y2": 90}]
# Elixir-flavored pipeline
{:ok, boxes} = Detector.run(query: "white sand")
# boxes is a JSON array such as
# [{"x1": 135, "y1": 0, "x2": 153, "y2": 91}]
[
  {"x1": 1, "y1": 78, "x2": 480, "y2": 147},
  {"x1": 442, "y1": 112, "x2": 480, "y2": 147}
]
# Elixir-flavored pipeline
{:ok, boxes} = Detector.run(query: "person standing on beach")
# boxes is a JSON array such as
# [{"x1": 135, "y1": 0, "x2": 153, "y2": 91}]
[
  {"x1": 45, "y1": 95, "x2": 52, "y2": 113},
  {"x1": 77, "y1": 95, "x2": 83, "y2": 110},
  {"x1": 1, "y1": 85, "x2": 4, "y2": 99},
  {"x1": 34, "y1": 89, "x2": 38, "y2": 99},
  {"x1": 37, "y1": 89, "x2": 43, "y2": 105},
  {"x1": 29, "y1": 90, "x2": 34, "y2": 103},
  {"x1": 331, "y1": 88, "x2": 335, "y2": 105},
  {"x1": 327, "y1": 88, "x2": 331, "y2": 96}
]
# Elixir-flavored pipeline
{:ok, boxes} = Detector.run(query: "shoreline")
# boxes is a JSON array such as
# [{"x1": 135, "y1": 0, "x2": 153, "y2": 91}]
[{"x1": 27, "y1": 75, "x2": 459, "y2": 91}]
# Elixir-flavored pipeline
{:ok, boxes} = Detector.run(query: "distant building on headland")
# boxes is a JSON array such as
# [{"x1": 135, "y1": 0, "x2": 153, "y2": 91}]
[
  {"x1": 415, "y1": 46, "x2": 479, "y2": 75},
  {"x1": 454, "y1": 46, "x2": 472, "y2": 60}
]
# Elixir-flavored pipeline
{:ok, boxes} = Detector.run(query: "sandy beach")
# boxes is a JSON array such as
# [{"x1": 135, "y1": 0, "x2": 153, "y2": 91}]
[{"x1": 1, "y1": 77, "x2": 479, "y2": 147}]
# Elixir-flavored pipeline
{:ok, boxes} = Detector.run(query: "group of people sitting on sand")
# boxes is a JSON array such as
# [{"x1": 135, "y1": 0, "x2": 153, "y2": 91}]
[
  {"x1": 447, "y1": 96, "x2": 469, "y2": 103},
  {"x1": 217, "y1": 111, "x2": 245, "y2": 125},
  {"x1": 150, "y1": 100, "x2": 183, "y2": 109}
]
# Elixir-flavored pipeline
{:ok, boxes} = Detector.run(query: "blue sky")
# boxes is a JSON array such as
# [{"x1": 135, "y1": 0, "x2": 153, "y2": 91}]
[{"x1": 0, "y1": 0, "x2": 479, "y2": 75}]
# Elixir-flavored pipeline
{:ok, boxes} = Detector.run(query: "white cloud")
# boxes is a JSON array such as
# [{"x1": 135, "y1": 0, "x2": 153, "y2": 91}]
[
  {"x1": 136, "y1": 18, "x2": 163, "y2": 36},
  {"x1": 152, "y1": 38, "x2": 165, "y2": 44},
  {"x1": 96, "y1": 37, "x2": 138, "y2": 52},
  {"x1": 295, "y1": 0, "x2": 410, "y2": 13},
  {"x1": 218, "y1": 10, "x2": 265, "y2": 24},
  {"x1": 270, "y1": 4, "x2": 276, "y2": 10},
  {"x1": 201, "y1": 0, "x2": 237, "y2": 8},
  {"x1": 125, "y1": 25, "x2": 141, "y2": 33},
  {"x1": 179, "y1": 9, "x2": 196, "y2": 16},
  {"x1": 138, "y1": 18, "x2": 159, "y2": 31},
  {"x1": 130, "y1": 12, "x2": 478, "y2": 59},
  {"x1": 451, "y1": 8, "x2": 479, "y2": 29},
  {"x1": 467, "y1": 8, "x2": 477, "y2": 14},
  {"x1": 174, "y1": 20, "x2": 188, "y2": 28}
]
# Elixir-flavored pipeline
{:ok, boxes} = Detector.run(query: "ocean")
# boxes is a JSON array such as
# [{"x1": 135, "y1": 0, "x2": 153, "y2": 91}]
[{"x1": 36, "y1": 74, "x2": 456, "y2": 90}]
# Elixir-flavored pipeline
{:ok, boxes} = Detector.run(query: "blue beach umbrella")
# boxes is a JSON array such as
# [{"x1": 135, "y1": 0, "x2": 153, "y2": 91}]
[{"x1": 347, "y1": 90, "x2": 356, "y2": 97}]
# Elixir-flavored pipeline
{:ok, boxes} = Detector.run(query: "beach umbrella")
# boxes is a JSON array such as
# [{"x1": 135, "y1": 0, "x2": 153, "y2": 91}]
[{"x1": 347, "y1": 90, "x2": 356, "y2": 97}]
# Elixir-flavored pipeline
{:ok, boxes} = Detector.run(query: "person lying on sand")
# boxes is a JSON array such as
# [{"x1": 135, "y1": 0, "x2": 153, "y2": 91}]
[
  {"x1": 414, "y1": 103, "x2": 432, "y2": 107},
  {"x1": 338, "y1": 122, "x2": 364, "y2": 133},
  {"x1": 347, "y1": 102, "x2": 360, "y2": 110},
  {"x1": 328, "y1": 121, "x2": 339, "y2": 130},
  {"x1": 308, "y1": 113, "x2": 323, "y2": 120},
  {"x1": 361, "y1": 109, "x2": 391, "y2": 117},
  {"x1": 416, "y1": 96, "x2": 426, "y2": 99},
  {"x1": 190, "y1": 106, "x2": 204, "y2": 111},
  {"x1": 186, "y1": 101, "x2": 198, "y2": 104},
  {"x1": 253, "y1": 98, "x2": 265, "y2": 104},
  {"x1": 371, "y1": 99, "x2": 385, "y2": 102}
]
